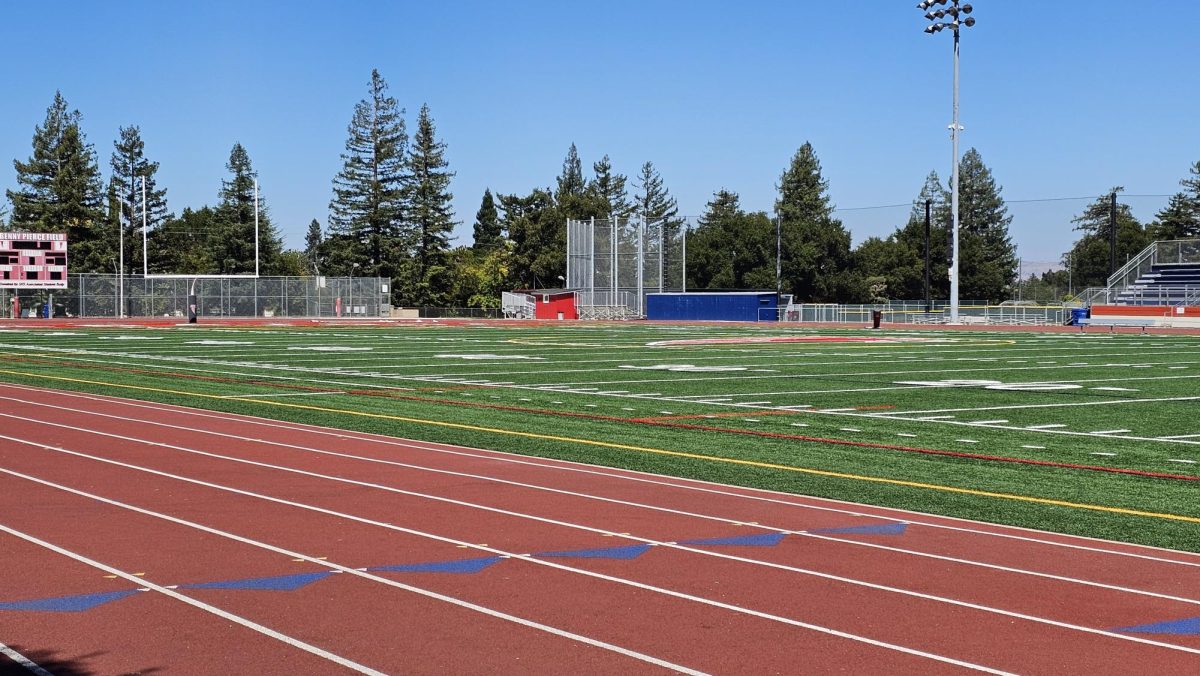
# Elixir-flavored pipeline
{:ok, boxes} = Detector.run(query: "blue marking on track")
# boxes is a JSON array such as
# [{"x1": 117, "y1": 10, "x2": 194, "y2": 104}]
[
  {"x1": 0, "y1": 520, "x2": 912, "y2": 613},
  {"x1": 1116, "y1": 616, "x2": 1200, "y2": 635},
  {"x1": 0, "y1": 589, "x2": 143, "y2": 613},
  {"x1": 535, "y1": 544, "x2": 653, "y2": 560},
  {"x1": 680, "y1": 532, "x2": 788, "y2": 547},
  {"x1": 369, "y1": 556, "x2": 503, "y2": 574},
  {"x1": 181, "y1": 571, "x2": 334, "y2": 591},
  {"x1": 810, "y1": 523, "x2": 909, "y2": 536}
]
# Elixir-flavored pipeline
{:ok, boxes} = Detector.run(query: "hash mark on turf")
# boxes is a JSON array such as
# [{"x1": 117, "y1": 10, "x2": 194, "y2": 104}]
[{"x1": 1021, "y1": 445, "x2": 1046, "y2": 450}]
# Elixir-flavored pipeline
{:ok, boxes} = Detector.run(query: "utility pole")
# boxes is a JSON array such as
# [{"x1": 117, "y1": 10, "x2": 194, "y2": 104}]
[{"x1": 1109, "y1": 191, "x2": 1118, "y2": 276}]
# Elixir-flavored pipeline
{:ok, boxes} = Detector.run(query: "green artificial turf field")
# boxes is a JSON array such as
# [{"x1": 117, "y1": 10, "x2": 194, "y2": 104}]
[{"x1": 2, "y1": 322, "x2": 1198, "y2": 552}]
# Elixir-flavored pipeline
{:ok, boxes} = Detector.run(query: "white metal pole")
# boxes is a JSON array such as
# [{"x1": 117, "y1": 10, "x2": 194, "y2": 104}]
[
  {"x1": 254, "y1": 179, "x2": 260, "y2": 277},
  {"x1": 141, "y1": 177, "x2": 148, "y2": 276},
  {"x1": 608, "y1": 216, "x2": 616, "y2": 303},
  {"x1": 682, "y1": 223, "x2": 687, "y2": 293},
  {"x1": 949, "y1": 27, "x2": 961, "y2": 324},
  {"x1": 118, "y1": 202, "x2": 124, "y2": 318},
  {"x1": 658, "y1": 219, "x2": 664, "y2": 293},
  {"x1": 637, "y1": 216, "x2": 644, "y2": 316}
]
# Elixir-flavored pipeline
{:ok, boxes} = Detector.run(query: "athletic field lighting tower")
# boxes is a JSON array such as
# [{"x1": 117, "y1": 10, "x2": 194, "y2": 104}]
[{"x1": 918, "y1": 0, "x2": 974, "y2": 324}]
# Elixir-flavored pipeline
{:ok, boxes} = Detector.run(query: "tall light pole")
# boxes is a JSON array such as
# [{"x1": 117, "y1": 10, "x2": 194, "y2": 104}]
[{"x1": 919, "y1": 0, "x2": 974, "y2": 324}]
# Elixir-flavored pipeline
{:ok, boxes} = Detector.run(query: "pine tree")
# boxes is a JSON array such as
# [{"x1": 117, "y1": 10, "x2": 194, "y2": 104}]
[
  {"x1": 954, "y1": 148, "x2": 1017, "y2": 303},
  {"x1": 687, "y1": 190, "x2": 773, "y2": 290},
  {"x1": 7, "y1": 92, "x2": 105, "y2": 270},
  {"x1": 305, "y1": 219, "x2": 323, "y2": 272},
  {"x1": 328, "y1": 69, "x2": 409, "y2": 281},
  {"x1": 554, "y1": 144, "x2": 606, "y2": 223},
  {"x1": 8, "y1": 91, "x2": 76, "y2": 230},
  {"x1": 400, "y1": 103, "x2": 456, "y2": 306},
  {"x1": 212, "y1": 143, "x2": 283, "y2": 274},
  {"x1": 107, "y1": 125, "x2": 170, "y2": 276},
  {"x1": 868, "y1": 170, "x2": 950, "y2": 302},
  {"x1": 500, "y1": 188, "x2": 561, "y2": 289},
  {"x1": 633, "y1": 161, "x2": 685, "y2": 290},
  {"x1": 775, "y1": 143, "x2": 852, "y2": 302},
  {"x1": 1151, "y1": 161, "x2": 1200, "y2": 240},
  {"x1": 588, "y1": 155, "x2": 632, "y2": 218},
  {"x1": 472, "y1": 188, "x2": 502, "y2": 250},
  {"x1": 556, "y1": 144, "x2": 586, "y2": 201}
]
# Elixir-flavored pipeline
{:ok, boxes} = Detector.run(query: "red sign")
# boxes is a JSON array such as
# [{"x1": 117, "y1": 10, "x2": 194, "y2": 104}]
[{"x1": 0, "y1": 232, "x2": 68, "y2": 289}]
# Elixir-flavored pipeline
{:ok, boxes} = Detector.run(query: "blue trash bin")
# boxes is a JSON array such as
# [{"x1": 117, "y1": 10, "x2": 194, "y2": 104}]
[{"x1": 1070, "y1": 307, "x2": 1088, "y2": 326}]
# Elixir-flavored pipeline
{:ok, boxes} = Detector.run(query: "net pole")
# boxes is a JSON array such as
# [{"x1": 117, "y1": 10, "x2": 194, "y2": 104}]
[
  {"x1": 254, "y1": 180, "x2": 260, "y2": 278},
  {"x1": 682, "y1": 223, "x2": 688, "y2": 293},
  {"x1": 141, "y1": 177, "x2": 148, "y2": 276},
  {"x1": 636, "y1": 216, "x2": 644, "y2": 316},
  {"x1": 658, "y1": 219, "x2": 664, "y2": 293}
]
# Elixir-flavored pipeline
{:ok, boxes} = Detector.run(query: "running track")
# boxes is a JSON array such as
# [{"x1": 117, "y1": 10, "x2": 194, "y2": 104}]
[{"x1": 2, "y1": 383, "x2": 1200, "y2": 674}]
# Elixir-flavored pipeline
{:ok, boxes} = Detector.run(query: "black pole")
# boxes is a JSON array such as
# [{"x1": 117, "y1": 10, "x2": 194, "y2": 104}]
[
  {"x1": 1109, "y1": 191, "x2": 1118, "y2": 275},
  {"x1": 924, "y1": 199, "x2": 932, "y2": 312}
]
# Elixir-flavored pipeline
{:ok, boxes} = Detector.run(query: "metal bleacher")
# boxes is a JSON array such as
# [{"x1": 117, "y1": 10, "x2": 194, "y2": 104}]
[{"x1": 1114, "y1": 263, "x2": 1200, "y2": 306}]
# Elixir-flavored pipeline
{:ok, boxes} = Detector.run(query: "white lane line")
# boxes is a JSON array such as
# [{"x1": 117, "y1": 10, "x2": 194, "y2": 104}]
[
  {"x1": 0, "y1": 641, "x2": 53, "y2": 676},
  {"x1": 1167, "y1": 459, "x2": 1198, "y2": 465},
  {"x1": 839, "y1": 428, "x2": 861, "y2": 433},
  {"x1": 0, "y1": 445, "x2": 1005, "y2": 674},
  {"x1": 0, "y1": 468, "x2": 703, "y2": 676},
  {"x1": 896, "y1": 433, "x2": 918, "y2": 438},
  {"x1": 1026, "y1": 424, "x2": 1067, "y2": 430},
  {"x1": 970, "y1": 420, "x2": 1009, "y2": 425},
  {"x1": 956, "y1": 440, "x2": 979, "y2": 444},
  {"x1": 7, "y1": 384, "x2": 1200, "y2": 569},
  {"x1": 1091, "y1": 387, "x2": 1139, "y2": 392},
  {"x1": 1090, "y1": 430, "x2": 1132, "y2": 435},
  {"x1": 1160, "y1": 434, "x2": 1200, "y2": 440},
  {"x1": 224, "y1": 391, "x2": 344, "y2": 399},
  {"x1": 1021, "y1": 445, "x2": 1046, "y2": 450},
  {"x1": 0, "y1": 522, "x2": 385, "y2": 676},
  {"x1": 918, "y1": 415, "x2": 955, "y2": 420},
  {"x1": 5, "y1": 420, "x2": 1200, "y2": 660},
  {"x1": 1090, "y1": 453, "x2": 1117, "y2": 457}
]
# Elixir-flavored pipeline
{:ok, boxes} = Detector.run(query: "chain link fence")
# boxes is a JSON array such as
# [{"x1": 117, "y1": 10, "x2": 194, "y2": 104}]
[{"x1": 2, "y1": 274, "x2": 387, "y2": 318}]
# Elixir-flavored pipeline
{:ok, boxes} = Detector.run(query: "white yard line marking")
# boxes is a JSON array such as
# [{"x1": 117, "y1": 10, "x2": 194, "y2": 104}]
[
  {"x1": 897, "y1": 433, "x2": 918, "y2": 438},
  {"x1": 0, "y1": 642, "x2": 53, "y2": 676},
  {"x1": 1090, "y1": 430, "x2": 1132, "y2": 435},
  {"x1": 971, "y1": 420, "x2": 1009, "y2": 425},
  {"x1": 0, "y1": 442, "x2": 1006, "y2": 673},
  {"x1": 225, "y1": 391, "x2": 343, "y2": 399},
  {"x1": 1167, "y1": 459, "x2": 1198, "y2": 465},
  {"x1": 1091, "y1": 453, "x2": 1117, "y2": 457},
  {"x1": 1021, "y1": 445, "x2": 1046, "y2": 450},
  {"x1": 1160, "y1": 434, "x2": 1200, "y2": 440},
  {"x1": 1025, "y1": 424, "x2": 1067, "y2": 429},
  {"x1": 1091, "y1": 387, "x2": 1139, "y2": 392},
  {"x1": 918, "y1": 415, "x2": 956, "y2": 420},
  {"x1": 956, "y1": 440, "x2": 979, "y2": 444},
  {"x1": 7, "y1": 383, "x2": 1200, "y2": 568},
  {"x1": 0, "y1": 469, "x2": 703, "y2": 676},
  {"x1": 0, "y1": 522, "x2": 385, "y2": 675}
]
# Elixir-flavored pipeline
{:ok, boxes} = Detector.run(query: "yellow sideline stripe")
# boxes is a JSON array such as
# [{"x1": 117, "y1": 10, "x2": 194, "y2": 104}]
[{"x1": 2, "y1": 367, "x2": 1199, "y2": 525}]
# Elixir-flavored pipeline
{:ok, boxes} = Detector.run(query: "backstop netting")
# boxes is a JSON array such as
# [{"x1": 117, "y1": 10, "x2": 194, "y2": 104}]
[
  {"x1": 566, "y1": 216, "x2": 686, "y2": 318},
  {"x1": 1, "y1": 274, "x2": 387, "y2": 319}
]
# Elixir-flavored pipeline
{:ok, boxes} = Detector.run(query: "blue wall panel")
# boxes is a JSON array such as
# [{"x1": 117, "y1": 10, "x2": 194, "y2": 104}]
[{"x1": 646, "y1": 293, "x2": 777, "y2": 322}]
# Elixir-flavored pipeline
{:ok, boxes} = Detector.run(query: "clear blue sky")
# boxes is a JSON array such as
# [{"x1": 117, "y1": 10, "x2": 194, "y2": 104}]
[{"x1": 3, "y1": 1, "x2": 1198, "y2": 269}]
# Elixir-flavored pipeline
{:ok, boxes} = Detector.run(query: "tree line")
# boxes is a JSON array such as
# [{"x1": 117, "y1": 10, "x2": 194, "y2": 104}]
[{"x1": 6, "y1": 71, "x2": 1200, "y2": 307}]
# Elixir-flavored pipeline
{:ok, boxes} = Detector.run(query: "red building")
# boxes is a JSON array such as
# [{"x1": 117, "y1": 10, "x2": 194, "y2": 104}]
[{"x1": 515, "y1": 289, "x2": 578, "y2": 320}]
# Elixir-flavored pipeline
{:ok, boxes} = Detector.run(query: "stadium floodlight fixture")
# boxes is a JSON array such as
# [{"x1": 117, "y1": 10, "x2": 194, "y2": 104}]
[{"x1": 919, "y1": 0, "x2": 976, "y2": 325}]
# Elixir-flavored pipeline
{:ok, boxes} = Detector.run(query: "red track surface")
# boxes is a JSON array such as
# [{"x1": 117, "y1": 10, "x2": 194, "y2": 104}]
[{"x1": 2, "y1": 383, "x2": 1200, "y2": 674}]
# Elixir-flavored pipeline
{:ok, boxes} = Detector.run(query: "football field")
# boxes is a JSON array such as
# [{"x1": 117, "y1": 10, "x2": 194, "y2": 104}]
[{"x1": 1, "y1": 321, "x2": 1198, "y2": 552}]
